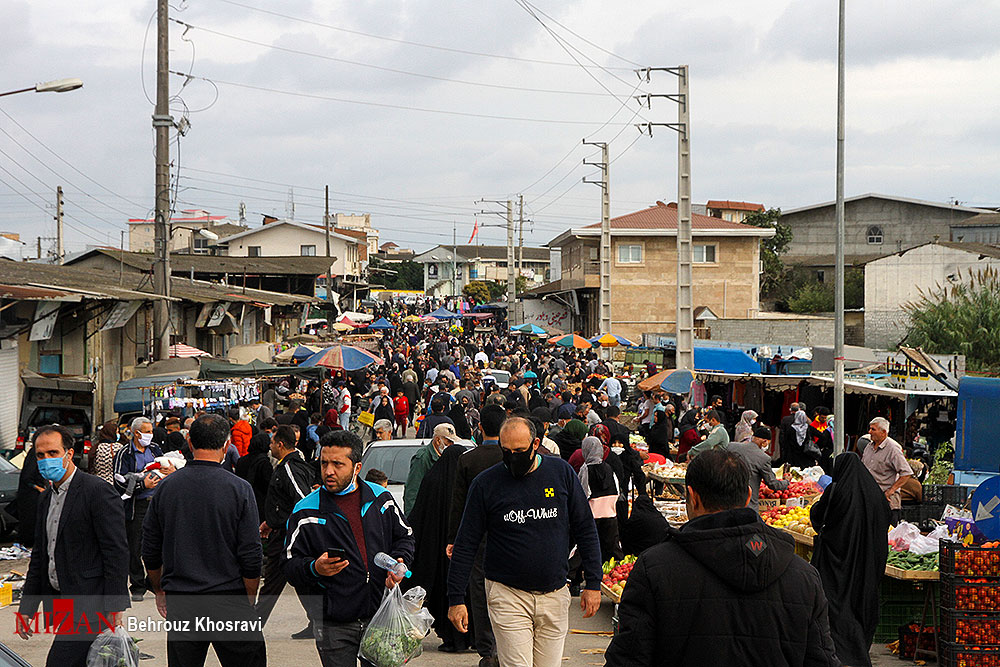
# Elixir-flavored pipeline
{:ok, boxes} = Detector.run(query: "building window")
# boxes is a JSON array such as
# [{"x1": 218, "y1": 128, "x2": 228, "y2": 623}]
[
  {"x1": 193, "y1": 237, "x2": 210, "y2": 254},
  {"x1": 248, "y1": 246, "x2": 261, "y2": 257},
  {"x1": 617, "y1": 244, "x2": 642, "y2": 263},
  {"x1": 693, "y1": 244, "x2": 717, "y2": 263},
  {"x1": 300, "y1": 245, "x2": 316, "y2": 256},
  {"x1": 867, "y1": 225, "x2": 883, "y2": 244}
]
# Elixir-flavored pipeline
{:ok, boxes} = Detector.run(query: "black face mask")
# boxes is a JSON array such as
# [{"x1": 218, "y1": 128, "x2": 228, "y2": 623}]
[{"x1": 502, "y1": 445, "x2": 537, "y2": 478}]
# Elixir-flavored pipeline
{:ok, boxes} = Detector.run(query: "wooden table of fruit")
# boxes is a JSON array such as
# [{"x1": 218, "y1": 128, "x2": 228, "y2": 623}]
[{"x1": 601, "y1": 556, "x2": 636, "y2": 604}]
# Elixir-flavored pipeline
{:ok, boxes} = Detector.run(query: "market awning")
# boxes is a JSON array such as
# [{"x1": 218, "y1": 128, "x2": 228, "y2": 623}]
[{"x1": 694, "y1": 347, "x2": 760, "y2": 374}]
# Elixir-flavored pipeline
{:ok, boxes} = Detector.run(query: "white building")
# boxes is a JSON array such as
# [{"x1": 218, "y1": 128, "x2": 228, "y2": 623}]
[
  {"x1": 128, "y1": 210, "x2": 245, "y2": 254},
  {"x1": 412, "y1": 245, "x2": 552, "y2": 298},
  {"x1": 864, "y1": 241, "x2": 1000, "y2": 348},
  {"x1": 214, "y1": 220, "x2": 365, "y2": 278}
]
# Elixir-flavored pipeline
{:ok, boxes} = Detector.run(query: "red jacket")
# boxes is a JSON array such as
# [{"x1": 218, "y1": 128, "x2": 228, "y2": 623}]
[
  {"x1": 231, "y1": 420, "x2": 252, "y2": 457},
  {"x1": 393, "y1": 396, "x2": 409, "y2": 418}
]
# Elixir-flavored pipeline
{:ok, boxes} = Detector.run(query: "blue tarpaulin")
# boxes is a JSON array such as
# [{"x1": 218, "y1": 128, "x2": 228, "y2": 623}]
[{"x1": 693, "y1": 347, "x2": 761, "y2": 374}]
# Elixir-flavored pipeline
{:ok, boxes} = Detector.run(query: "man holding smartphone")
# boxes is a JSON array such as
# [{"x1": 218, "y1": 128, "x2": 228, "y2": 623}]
[{"x1": 284, "y1": 430, "x2": 415, "y2": 667}]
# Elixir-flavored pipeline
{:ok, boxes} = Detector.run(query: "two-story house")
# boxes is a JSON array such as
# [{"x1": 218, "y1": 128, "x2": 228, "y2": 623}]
[
  {"x1": 412, "y1": 245, "x2": 551, "y2": 298},
  {"x1": 535, "y1": 201, "x2": 774, "y2": 339}
]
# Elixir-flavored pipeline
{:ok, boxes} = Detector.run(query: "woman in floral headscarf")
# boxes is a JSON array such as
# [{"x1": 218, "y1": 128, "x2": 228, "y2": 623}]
[{"x1": 734, "y1": 409, "x2": 758, "y2": 443}]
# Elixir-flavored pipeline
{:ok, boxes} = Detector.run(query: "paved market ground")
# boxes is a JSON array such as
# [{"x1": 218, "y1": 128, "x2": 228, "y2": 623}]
[{"x1": 0, "y1": 566, "x2": 902, "y2": 667}]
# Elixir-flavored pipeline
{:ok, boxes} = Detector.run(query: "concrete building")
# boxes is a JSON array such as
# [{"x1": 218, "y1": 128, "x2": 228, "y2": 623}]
[
  {"x1": 412, "y1": 245, "x2": 551, "y2": 298},
  {"x1": 213, "y1": 220, "x2": 365, "y2": 278},
  {"x1": 951, "y1": 212, "x2": 1000, "y2": 245},
  {"x1": 864, "y1": 241, "x2": 1000, "y2": 348},
  {"x1": 536, "y1": 201, "x2": 774, "y2": 339},
  {"x1": 706, "y1": 200, "x2": 764, "y2": 223},
  {"x1": 781, "y1": 194, "x2": 989, "y2": 269},
  {"x1": 128, "y1": 210, "x2": 246, "y2": 254},
  {"x1": 334, "y1": 213, "x2": 380, "y2": 255}
]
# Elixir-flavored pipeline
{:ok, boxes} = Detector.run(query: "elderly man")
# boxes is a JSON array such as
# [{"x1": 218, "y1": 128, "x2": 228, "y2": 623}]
[
  {"x1": 861, "y1": 417, "x2": 911, "y2": 526},
  {"x1": 373, "y1": 419, "x2": 394, "y2": 442},
  {"x1": 112, "y1": 416, "x2": 164, "y2": 602},
  {"x1": 404, "y1": 422, "x2": 460, "y2": 515}
]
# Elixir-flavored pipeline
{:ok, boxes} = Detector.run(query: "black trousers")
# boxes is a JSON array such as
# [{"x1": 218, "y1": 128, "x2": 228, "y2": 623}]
[
  {"x1": 316, "y1": 618, "x2": 375, "y2": 667},
  {"x1": 165, "y1": 590, "x2": 266, "y2": 667},
  {"x1": 255, "y1": 531, "x2": 287, "y2": 625},
  {"x1": 127, "y1": 498, "x2": 151, "y2": 594},
  {"x1": 46, "y1": 632, "x2": 97, "y2": 667},
  {"x1": 470, "y1": 541, "x2": 496, "y2": 658}
]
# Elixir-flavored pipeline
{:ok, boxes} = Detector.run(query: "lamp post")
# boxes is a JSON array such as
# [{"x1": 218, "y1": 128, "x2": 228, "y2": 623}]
[{"x1": 0, "y1": 78, "x2": 83, "y2": 98}]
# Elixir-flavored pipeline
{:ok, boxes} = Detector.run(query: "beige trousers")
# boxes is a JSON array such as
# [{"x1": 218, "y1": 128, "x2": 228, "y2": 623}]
[{"x1": 485, "y1": 579, "x2": 570, "y2": 667}]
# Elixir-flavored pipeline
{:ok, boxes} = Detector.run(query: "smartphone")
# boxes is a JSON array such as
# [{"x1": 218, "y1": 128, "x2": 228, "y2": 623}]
[{"x1": 326, "y1": 548, "x2": 347, "y2": 562}]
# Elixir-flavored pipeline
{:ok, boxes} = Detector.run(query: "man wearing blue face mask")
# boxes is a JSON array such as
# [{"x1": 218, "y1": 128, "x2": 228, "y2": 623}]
[
  {"x1": 112, "y1": 416, "x2": 164, "y2": 602},
  {"x1": 18, "y1": 425, "x2": 129, "y2": 667}
]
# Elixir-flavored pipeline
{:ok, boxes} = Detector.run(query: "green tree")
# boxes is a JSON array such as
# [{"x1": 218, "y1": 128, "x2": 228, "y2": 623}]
[
  {"x1": 788, "y1": 281, "x2": 834, "y2": 313},
  {"x1": 785, "y1": 268, "x2": 864, "y2": 313},
  {"x1": 462, "y1": 280, "x2": 491, "y2": 305},
  {"x1": 903, "y1": 267, "x2": 1000, "y2": 373},
  {"x1": 742, "y1": 207, "x2": 792, "y2": 299},
  {"x1": 369, "y1": 259, "x2": 423, "y2": 291}
]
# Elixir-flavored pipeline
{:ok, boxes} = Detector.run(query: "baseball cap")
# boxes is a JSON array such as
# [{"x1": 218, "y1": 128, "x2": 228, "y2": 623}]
[
  {"x1": 433, "y1": 422, "x2": 460, "y2": 443},
  {"x1": 752, "y1": 426, "x2": 771, "y2": 440}
]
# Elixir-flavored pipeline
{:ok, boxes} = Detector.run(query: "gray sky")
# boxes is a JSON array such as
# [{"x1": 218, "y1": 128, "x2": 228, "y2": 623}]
[{"x1": 2, "y1": 0, "x2": 998, "y2": 256}]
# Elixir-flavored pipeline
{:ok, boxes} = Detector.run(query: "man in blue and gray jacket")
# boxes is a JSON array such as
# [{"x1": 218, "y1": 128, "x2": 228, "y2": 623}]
[{"x1": 284, "y1": 429, "x2": 415, "y2": 667}]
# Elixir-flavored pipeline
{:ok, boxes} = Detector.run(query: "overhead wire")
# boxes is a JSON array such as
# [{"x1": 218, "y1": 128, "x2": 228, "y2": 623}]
[
  {"x1": 517, "y1": 0, "x2": 641, "y2": 67},
  {"x1": 207, "y1": 0, "x2": 634, "y2": 70}
]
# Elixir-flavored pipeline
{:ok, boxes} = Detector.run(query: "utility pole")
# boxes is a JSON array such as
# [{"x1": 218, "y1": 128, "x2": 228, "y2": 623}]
[
  {"x1": 55, "y1": 186, "x2": 64, "y2": 265},
  {"x1": 152, "y1": 0, "x2": 173, "y2": 361},
  {"x1": 324, "y1": 185, "x2": 333, "y2": 306},
  {"x1": 506, "y1": 200, "x2": 515, "y2": 326},
  {"x1": 451, "y1": 222, "x2": 458, "y2": 299},
  {"x1": 583, "y1": 141, "x2": 610, "y2": 335},
  {"x1": 834, "y1": 0, "x2": 846, "y2": 454},
  {"x1": 636, "y1": 65, "x2": 693, "y2": 370}
]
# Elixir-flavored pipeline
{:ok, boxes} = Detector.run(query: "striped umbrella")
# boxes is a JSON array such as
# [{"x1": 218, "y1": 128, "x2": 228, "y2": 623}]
[
  {"x1": 169, "y1": 343, "x2": 210, "y2": 358},
  {"x1": 299, "y1": 345, "x2": 384, "y2": 371},
  {"x1": 548, "y1": 334, "x2": 592, "y2": 349},
  {"x1": 588, "y1": 333, "x2": 638, "y2": 348},
  {"x1": 511, "y1": 323, "x2": 548, "y2": 336}
]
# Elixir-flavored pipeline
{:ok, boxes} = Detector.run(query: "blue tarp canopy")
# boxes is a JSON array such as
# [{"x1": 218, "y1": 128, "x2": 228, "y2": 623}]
[
  {"x1": 367, "y1": 317, "x2": 395, "y2": 330},
  {"x1": 427, "y1": 307, "x2": 461, "y2": 320},
  {"x1": 693, "y1": 347, "x2": 761, "y2": 374}
]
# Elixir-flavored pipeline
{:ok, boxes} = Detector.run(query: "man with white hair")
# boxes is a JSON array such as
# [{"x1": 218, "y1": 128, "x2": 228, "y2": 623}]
[
  {"x1": 112, "y1": 416, "x2": 164, "y2": 601},
  {"x1": 373, "y1": 419, "x2": 394, "y2": 442},
  {"x1": 860, "y1": 416, "x2": 911, "y2": 526}
]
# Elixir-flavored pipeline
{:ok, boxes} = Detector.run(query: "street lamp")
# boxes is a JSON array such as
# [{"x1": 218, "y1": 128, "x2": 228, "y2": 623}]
[{"x1": 0, "y1": 78, "x2": 84, "y2": 98}]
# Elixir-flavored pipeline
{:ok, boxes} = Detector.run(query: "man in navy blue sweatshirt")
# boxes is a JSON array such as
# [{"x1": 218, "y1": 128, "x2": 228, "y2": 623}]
[{"x1": 447, "y1": 416, "x2": 602, "y2": 667}]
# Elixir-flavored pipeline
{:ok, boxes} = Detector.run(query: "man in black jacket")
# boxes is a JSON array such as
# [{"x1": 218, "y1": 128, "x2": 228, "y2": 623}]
[
  {"x1": 605, "y1": 448, "x2": 839, "y2": 667},
  {"x1": 284, "y1": 429, "x2": 414, "y2": 667},
  {"x1": 18, "y1": 425, "x2": 129, "y2": 667},
  {"x1": 143, "y1": 414, "x2": 265, "y2": 667},
  {"x1": 444, "y1": 404, "x2": 506, "y2": 667},
  {"x1": 256, "y1": 425, "x2": 318, "y2": 629}
]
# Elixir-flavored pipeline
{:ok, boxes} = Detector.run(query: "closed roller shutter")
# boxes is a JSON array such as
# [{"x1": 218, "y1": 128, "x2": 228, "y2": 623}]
[{"x1": 0, "y1": 340, "x2": 19, "y2": 450}]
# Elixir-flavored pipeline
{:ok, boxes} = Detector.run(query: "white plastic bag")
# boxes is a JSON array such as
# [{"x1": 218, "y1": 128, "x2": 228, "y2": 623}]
[
  {"x1": 86, "y1": 626, "x2": 140, "y2": 667},
  {"x1": 359, "y1": 585, "x2": 435, "y2": 667},
  {"x1": 888, "y1": 521, "x2": 921, "y2": 551},
  {"x1": 909, "y1": 524, "x2": 951, "y2": 555}
]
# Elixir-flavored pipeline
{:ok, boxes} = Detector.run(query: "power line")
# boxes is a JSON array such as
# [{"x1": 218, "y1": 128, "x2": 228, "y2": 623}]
[
  {"x1": 517, "y1": 0, "x2": 640, "y2": 67},
  {"x1": 207, "y1": 0, "x2": 634, "y2": 70},
  {"x1": 173, "y1": 20, "x2": 618, "y2": 98},
  {"x1": 171, "y1": 73, "x2": 636, "y2": 126}
]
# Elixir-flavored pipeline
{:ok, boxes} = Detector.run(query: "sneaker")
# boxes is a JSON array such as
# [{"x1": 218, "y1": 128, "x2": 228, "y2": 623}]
[
  {"x1": 478, "y1": 657, "x2": 499, "y2": 667},
  {"x1": 291, "y1": 623, "x2": 314, "y2": 640},
  {"x1": 130, "y1": 592, "x2": 144, "y2": 602}
]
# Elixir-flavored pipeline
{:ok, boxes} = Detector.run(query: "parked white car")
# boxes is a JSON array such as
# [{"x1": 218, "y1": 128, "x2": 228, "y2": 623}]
[{"x1": 360, "y1": 439, "x2": 473, "y2": 509}]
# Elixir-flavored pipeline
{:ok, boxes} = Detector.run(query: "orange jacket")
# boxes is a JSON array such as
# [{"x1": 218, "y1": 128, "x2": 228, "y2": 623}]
[{"x1": 231, "y1": 420, "x2": 252, "y2": 457}]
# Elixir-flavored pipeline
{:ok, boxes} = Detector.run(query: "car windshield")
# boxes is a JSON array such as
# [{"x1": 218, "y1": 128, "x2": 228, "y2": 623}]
[
  {"x1": 488, "y1": 370, "x2": 510, "y2": 384},
  {"x1": 360, "y1": 445, "x2": 423, "y2": 485},
  {"x1": 0, "y1": 457, "x2": 15, "y2": 473},
  {"x1": 28, "y1": 408, "x2": 90, "y2": 430}
]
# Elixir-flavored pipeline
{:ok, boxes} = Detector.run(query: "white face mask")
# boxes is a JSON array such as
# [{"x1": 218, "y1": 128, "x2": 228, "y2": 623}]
[{"x1": 138, "y1": 432, "x2": 154, "y2": 447}]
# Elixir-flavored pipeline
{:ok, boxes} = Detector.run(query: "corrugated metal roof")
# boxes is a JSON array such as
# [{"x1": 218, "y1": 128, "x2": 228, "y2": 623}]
[
  {"x1": 706, "y1": 200, "x2": 765, "y2": 212},
  {"x1": 68, "y1": 248, "x2": 337, "y2": 276},
  {"x1": 0, "y1": 283, "x2": 80, "y2": 301},
  {"x1": 0, "y1": 258, "x2": 314, "y2": 306}
]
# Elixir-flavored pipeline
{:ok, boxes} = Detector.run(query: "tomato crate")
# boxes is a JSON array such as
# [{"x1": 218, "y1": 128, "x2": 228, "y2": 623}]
[
  {"x1": 898, "y1": 623, "x2": 938, "y2": 660},
  {"x1": 941, "y1": 641, "x2": 1000, "y2": 667},
  {"x1": 942, "y1": 610, "x2": 1000, "y2": 647},
  {"x1": 924, "y1": 485, "x2": 972, "y2": 506},
  {"x1": 941, "y1": 543, "x2": 1000, "y2": 578},
  {"x1": 877, "y1": 601, "x2": 931, "y2": 643},
  {"x1": 943, "y1": 577, "x2": 1000, "y2": 612}
]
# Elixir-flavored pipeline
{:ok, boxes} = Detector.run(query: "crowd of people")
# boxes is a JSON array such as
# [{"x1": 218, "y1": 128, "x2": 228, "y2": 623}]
[{"x1": 13, "y1": 316, "x2": 919, "y2": 667}]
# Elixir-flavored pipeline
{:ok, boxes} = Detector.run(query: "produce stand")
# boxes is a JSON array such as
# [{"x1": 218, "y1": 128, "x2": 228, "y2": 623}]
[
  {"x1": 645, "y1": 469, "x2": 687, "y2": 499},
  {"x1": 601, "y1": 582, "x2": 621, "y2": 605}
]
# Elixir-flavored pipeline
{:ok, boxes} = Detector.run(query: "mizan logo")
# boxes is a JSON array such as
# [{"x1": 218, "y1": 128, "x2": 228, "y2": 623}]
[{"x1": 15, "y1": 599, "x2": 118, "y2": 636}]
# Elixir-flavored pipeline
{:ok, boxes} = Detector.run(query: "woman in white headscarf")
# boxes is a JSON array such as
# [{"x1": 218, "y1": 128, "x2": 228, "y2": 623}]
[
  {"x1": 578, "y1": 436, "x2": 623, "y2": 562},
  {"x1": 734, "y1": 409, "x2": 758, "y2": 443}
]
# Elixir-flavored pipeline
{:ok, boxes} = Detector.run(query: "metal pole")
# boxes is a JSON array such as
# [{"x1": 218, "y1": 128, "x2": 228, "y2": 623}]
[
  {"x1": 599, "y1": 144, "x2": 610, "y2": 335},
  {"x1": 675, "y1": 65, "x2": 694, "y2": 371},
  {"x1": 834, "y1": 0, "x2": 846, "y2": 454},
  {"x1": 55, "y1": 186, "x2": 64, "y2": 265},
  {"x1": 325, "y1": 185, "x2": 333, "y2": 306},
  {"x1": 119, "y1": 230, "x2": 125, "y2": 286},
  {"x1": 452, "y1": 222, "x2": 458, "y2": 299},
  {"x1": 152, "y1": 0, "x2": 173, "y2": 361},
  {"x1": 506, "y1": 200, "x2": 515, "y2": 327}
]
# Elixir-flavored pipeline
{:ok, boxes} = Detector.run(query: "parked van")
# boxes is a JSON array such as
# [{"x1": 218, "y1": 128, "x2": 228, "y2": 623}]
[{"x1": 18, "y1": 372, "x2": 95, "y2": 455}]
